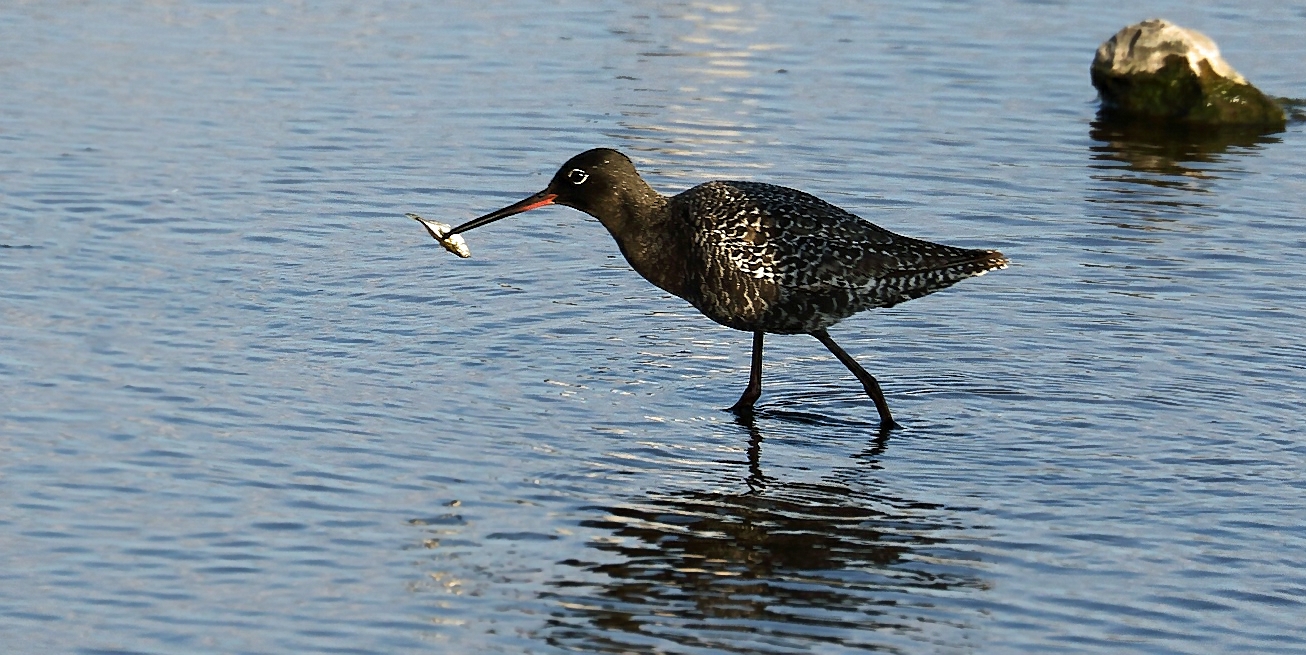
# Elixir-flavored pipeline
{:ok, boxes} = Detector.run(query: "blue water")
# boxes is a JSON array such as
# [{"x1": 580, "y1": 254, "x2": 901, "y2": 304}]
[{"x1": 3, "y1": 2, "x2": 1304, "y2": 653}]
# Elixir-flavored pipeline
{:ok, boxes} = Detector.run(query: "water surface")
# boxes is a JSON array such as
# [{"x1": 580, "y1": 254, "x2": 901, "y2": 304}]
[{"x1": 2, "y1": 1, "x2": 1304, "y2": 653}]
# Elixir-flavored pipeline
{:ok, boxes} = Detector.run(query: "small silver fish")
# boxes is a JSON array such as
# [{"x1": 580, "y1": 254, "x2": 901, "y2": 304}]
[{"x1": 408, "y1": 212, "x2": 471, "y2": 258}]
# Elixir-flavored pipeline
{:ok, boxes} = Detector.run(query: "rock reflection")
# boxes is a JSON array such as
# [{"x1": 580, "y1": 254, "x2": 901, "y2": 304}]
[
  {"x1": 542, "y1": 420, "x2": 987, "y2": 653},
  {"x1": 1084, "y1": 113, "x2": 1285, "y2": 232},
  {"x1": 1087, "y1": 113, "x2": 1280, "y2": 181}
]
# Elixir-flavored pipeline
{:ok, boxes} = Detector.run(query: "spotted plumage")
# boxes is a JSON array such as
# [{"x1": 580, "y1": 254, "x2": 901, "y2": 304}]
[
  {"x1": 675, "y1": 180, "x2": 1006, "y2": 334},
  {"x1": 432, "y1": 148, "x2": 1008, "y2": 427}
]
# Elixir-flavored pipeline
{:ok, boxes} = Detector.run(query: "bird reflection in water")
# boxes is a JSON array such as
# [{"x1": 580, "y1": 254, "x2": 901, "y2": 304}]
[{"x1": 541, "y1": 416, "x2": 989, "y2": 653}]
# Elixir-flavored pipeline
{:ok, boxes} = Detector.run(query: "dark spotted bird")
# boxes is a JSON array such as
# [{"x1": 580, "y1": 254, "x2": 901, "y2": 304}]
[{"x1": 433, "y1": 148, "x2": 1007, "y2": 428}]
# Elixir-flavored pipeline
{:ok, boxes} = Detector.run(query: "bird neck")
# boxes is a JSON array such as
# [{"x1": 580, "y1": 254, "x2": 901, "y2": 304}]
[{"x1": 591, "y1": 185, "x2": 688, "y2": 298}]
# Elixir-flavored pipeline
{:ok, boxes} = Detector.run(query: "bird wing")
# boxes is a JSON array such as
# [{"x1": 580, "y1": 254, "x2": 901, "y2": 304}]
[
  {"x1": 690, "y1": 181, "x2": 1003, "y2": 306},
  {"x1": 688, "y1": 181, "x2": 902, "y2": 287}
]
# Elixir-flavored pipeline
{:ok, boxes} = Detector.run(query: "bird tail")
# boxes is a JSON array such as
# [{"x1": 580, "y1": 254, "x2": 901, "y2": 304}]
[
  {"x1": 873, "y1": 247, "x2": 1008, "y2": 307},
  {"x1": 917, "y1": 246, "x2": 1008, "y2": 286},
  {"x1": 959, "y1": 249, "x2": 1009, "y2": 277}
]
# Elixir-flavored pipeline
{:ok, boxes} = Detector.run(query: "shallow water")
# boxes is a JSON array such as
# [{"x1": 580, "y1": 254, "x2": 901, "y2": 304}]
[{"x1": 3, "y1": 1, "x2": 1305, "y2": 653}]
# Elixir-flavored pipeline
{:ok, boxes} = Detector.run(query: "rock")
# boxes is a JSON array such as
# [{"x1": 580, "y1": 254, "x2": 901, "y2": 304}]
[{"x1": 1090, "y1": 19, "x2": 1285, "y2": 129}]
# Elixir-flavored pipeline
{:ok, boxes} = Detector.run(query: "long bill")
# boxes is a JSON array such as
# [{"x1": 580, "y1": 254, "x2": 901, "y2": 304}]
[{"x1": 446, "y1": 189, "x2": 557, "y2": 236}]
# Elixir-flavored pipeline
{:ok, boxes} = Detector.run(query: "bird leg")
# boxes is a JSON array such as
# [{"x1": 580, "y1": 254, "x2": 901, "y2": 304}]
[
  {"x1": 729, "y1": 331, "x2": 765, "y2": 414},
  {"x1": 812, "y1": 329, "x2": 898, "y2": 428}
]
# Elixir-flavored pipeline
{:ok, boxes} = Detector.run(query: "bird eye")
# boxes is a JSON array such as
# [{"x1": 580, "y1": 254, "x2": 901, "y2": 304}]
[{"x1": 567, "y1": 168, "x2": 589, "y2": 185}]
